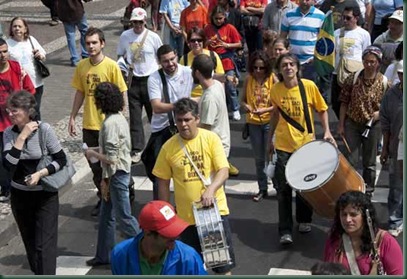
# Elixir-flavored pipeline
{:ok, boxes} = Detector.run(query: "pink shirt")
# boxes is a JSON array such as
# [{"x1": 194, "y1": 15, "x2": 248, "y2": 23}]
[{"x1": 323, "y1": 231, "x2": 403, "y2": 275}]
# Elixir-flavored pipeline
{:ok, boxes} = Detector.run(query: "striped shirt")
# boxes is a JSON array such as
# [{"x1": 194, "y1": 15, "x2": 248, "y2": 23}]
[{"x1": 281, "y1": 6, "x2": 325, "y2": 64}]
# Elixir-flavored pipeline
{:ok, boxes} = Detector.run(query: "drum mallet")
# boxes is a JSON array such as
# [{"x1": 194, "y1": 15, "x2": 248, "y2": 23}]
[{"x1": 341, "y1": 135, "x2": 352, "y2": 154}]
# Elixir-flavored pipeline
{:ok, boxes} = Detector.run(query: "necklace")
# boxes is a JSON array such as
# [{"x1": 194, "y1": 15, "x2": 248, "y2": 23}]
[{"x1": 362, "y1": 72, "x2": 377, "y2": 87}]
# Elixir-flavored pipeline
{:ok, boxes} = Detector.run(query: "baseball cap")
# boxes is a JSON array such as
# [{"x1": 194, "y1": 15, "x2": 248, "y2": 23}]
[
  {"x1": 396, "y1": 60, "x2": 403, "y2": 73},
  {"x1": 389, "y1": 10, "x2": 403, "y2": 23},
  {"x1": 139, "y1": 201, "x2": 189, "y2": 239},
  {"x1": 130, "y1": 7, "x2": 147, "y2": 21}
]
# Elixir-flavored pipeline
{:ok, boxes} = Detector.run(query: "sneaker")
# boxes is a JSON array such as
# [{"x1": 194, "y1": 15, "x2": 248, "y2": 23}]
[
  {"x1": 280, "y1": 234, "x2": 293, "y2": 245},
  {"x1": 253, "y1": 190, "x2": 267, "y2": 202},
  {"x1": 389, "y1": 224, "x2": 403, "y2": 237},
  {"x1": 91, "y1": 200, "x2": 101, "y2": 217},
  {"x1": 86, "y1": 257, "x2": 109, "y2": 267},
  {"x1": 298, "y1": 223, "x2": 312, "y2": 233},
  {"x1": 48, "y1": 19, "x2": 59, "y2": 26},
  {"x1": 232, "y1": 110, "x2": 241, "y2": 121},
  {"x1": 229, "y1": 162, "x2": 239, "y2": 176},
  {"x1": 131, "y1": 152, "x2": 142, "y2": 164},
  {"x1": 0, "y1": 192, "x2": 10, "y2": 202}
]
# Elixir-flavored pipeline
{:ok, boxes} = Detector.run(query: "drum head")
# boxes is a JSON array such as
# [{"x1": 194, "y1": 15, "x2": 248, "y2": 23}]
[{"x1": 285, "y1": 140, "x2": 339, "y2": 192}]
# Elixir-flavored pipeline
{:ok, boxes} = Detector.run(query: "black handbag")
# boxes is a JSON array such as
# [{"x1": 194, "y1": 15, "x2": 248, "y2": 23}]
[
  {"x1": 29, "y1": 37, "x2": 50, "y2": 78},
  {"x1": 243, "y1": 15, "x2": 260, "y2": 29},
  {"x1": 37, "y1": 123, "x2": 76, "y2": 192},
  {"x1": 242, "y1": 123, "x2": 249, "y2": 140}
]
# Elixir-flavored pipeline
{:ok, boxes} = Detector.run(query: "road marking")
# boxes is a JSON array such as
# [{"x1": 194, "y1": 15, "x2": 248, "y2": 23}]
[
  {"x1": 268, "y1": 268, "x2": 311, "y2": 275},
  {"x1": 56, "y1": 256, "x2": 93, "y2": 275}
]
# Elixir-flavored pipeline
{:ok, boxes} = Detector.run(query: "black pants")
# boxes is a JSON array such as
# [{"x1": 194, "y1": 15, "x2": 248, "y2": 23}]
[
  {"x1": 40, "y1": 0, "x2": 58, "y2": 20},
  {"x1": 34, "y1": 85, "x2": 43, "y2": 120},
  {"x1": 83, "y1": 129, "x2": 102, "y2": 197},
  {"x1": 128, "y1": 76, "x2": 152, "y2": 153},
  {"x1": 331, "y1": 74, "x2": 341, "y2": 120},
  {"x1": 11, "y1": 187, "x2": 59, "y2": 275}
]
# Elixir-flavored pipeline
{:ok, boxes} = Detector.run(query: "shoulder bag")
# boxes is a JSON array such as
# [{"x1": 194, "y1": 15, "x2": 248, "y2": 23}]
[
  {"x1": 37, "y1": 123, "x2": 76, "y2": 192},
  {"x1": 29, "y1": 37, "x2": 50, "y2": 78}
]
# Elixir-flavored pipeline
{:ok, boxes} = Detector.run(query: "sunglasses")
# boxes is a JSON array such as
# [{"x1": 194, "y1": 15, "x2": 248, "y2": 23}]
[
  {"x1": 342, "y1": 15, "x2": 353, "y2": 21},
  {"x1": 253, "y1": 66, "x2": 265, "y2": 70},
  {"x1": 189, "y1": 38, "x2": 203, "y2": 43}
]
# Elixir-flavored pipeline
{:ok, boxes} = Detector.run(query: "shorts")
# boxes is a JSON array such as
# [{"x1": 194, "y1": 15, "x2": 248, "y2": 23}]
[{"x1": 180, "y1": 215, "x2": 236, "y2": 274}]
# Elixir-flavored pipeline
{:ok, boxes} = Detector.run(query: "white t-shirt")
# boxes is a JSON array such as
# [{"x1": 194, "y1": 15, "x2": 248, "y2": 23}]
[
  {"x1": 199, "y1": 80, "x2": 231, "y2": 157},
  {"x1": 384, "y1": 62, "x2": 401, "y2": 85},
  {"x1": 7, "y1": 36, "x2": 46, "y2": 88},
  {"x1": 148, "y1": 65, "x2": 193, "y2": 132},
  {"x1": 117, "y1": 29, "x2": 162, "y2": 77},
  {"x1": 334, "y1": 27, "x2": 370, "y2": 74}
]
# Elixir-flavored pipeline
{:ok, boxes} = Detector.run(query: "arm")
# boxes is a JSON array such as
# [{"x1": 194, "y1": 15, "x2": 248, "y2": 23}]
[
  {"x1": 267, "y1": 108, "x2": 279, "y2": 155},
  {"x1": 364, "y1": 3, "x2": 372, "y2": 29},
  {"x1": 317, "y1": 110, "x2": 335, "y2": 144},
  {"x1": 150, "y1": 98, "x2": 175, "y2": 114},
  {"x1": 366, "y1": 5, "x2": 375, "y2": 32},
  {"x1": 280, "y1": 31, "x2": 288, "y2": 39},
  {"x1": 201, "y1": 167, "x2": 229, "y2": 207},
  {"x1": 337, "y1": 103, "x2": 348, "y2": 138},
  {"x1": 68, "y1": 90, "x2": 85, "y2": 137},
  {"x1": 240, "y1": 77, "x2": 253, "y2": 113},
  {"x1": 246, "y1": 7, "x2": 265, "y2": 14},
  {"x1": 157, "y1": 178, "x2": 171, "y2": 202},
  {"x1": 84, "y1": 149, "x2": 113, "y2": 165}
]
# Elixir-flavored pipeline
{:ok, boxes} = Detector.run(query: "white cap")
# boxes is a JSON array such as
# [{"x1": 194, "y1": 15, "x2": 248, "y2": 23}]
[
  {"x1": 389, "y1": 10, "x2": 403, "y2": 23},
  {"x1": 396, "y1": 60, "x2": 403, "y2": 73},
  {"x1": 130, "y1": 7, "x2": 147, "y2": 21}
]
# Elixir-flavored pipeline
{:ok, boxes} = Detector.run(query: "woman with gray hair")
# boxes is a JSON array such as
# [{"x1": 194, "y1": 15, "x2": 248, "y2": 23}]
[{"x1": 2, "y1": 90, "x2": 67, "y2": 275}]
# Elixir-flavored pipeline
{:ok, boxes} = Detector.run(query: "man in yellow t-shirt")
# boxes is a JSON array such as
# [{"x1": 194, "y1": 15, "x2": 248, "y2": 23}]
[
  {"x1": 269, "y1": 53, "x2": 335, "y2": 246},
  {"x1": 153, "y1": 98, "x2": 235, "y2": 275},
  {"x1": 68, "y1": 27, "x2": 128, "y2": 216}
]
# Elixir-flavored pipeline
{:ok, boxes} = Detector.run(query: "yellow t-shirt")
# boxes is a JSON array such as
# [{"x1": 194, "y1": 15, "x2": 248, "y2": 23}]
[
  {"x1": 71, "y1": 57, "x2": 128, "y2": 130},
  {"x1": 244, "y1": 74, "x2": 274, "y2": 125},
  {"x1": 152, "y1": 128, "x2": 230, "y2": 224},
  {"x1": 179, "y1": 49, "x2": 224, "y2": 98},
  {"x1": 270, "y1": 79, "x2": 328, "y2": 153}
]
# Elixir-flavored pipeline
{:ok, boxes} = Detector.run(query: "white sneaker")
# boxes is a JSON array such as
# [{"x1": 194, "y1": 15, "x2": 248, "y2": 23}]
[
  {"x1": 298, "y1": 223, "x2": 312, "y2": 233},
  {"x1": 280, "y1": 234, "x2": 293, "y2": 245},
  {"x1": 0, "y1": 192, "x2": 10, "y2": 202},
  {"x1": 131, "y1": 152, "x2": 142, "y2": 164},
  {"x1": 232, "y1": 110, "x2": 241, "y2": 121},
  {"x1": 389, "y1": 224, "x2": 403, "y2": 237}
]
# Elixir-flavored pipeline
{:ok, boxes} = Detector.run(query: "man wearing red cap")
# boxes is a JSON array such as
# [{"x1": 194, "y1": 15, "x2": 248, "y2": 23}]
[{"x1": 111, "y1": 200, "x2": 207, "y2": 275}]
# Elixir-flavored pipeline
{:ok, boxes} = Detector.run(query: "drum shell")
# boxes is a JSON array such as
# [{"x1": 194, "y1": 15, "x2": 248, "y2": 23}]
[{"x1": 297, "y1": 153, "x2": 365, "y2": 218}]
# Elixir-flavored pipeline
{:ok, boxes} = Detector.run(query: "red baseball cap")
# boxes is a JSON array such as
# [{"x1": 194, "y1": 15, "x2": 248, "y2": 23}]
[{"x1": 139, "y1": 201, "x2": 189, "y2": 239}]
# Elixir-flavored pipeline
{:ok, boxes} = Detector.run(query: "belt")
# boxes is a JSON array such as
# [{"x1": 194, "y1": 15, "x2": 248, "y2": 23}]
[{"x1": 132, "y1": 75, "x2": 149, "y2": 80}]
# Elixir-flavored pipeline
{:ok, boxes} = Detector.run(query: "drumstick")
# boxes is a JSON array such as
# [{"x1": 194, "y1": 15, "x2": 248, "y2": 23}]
[{"x1": 341, "y1": 135, "x2": 351, "y2": 154}]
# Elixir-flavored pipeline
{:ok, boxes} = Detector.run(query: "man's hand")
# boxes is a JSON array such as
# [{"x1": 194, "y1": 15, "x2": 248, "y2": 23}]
[
  {"x1": 323, "y1": 131, "x2": 337, "y2": 147},
  {"x1": 201, "y1": 187, "x2": 215, "y2": 207},
  {"x1": 380, "y1": 148, "x2": 389, "y2": 165},
  {"x1": 68, "y1": 117, "x2": 77, "y2": 137}
]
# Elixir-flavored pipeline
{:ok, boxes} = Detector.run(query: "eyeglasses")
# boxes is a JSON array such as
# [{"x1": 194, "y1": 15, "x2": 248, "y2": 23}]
[
  {"x1": 253, "y1": 66, "x2": 265, "y2": 70},
  {"x1": 342, "y1": 15, "x2": 353, "y2": 21},
  {"x1": 189, "y1": 38, "x2": 203, "y2": 43}
]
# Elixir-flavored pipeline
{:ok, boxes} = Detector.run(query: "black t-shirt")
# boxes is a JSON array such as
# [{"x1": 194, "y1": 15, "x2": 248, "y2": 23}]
[{"x1": 320, "y1": 0, "x2": 363, "y2": 29}]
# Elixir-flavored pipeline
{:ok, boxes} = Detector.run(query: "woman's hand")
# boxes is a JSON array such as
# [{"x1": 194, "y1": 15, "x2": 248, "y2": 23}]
[
  {"x1": 84, "y1": 149, "x2": 98, "y2": 160},
  {"x1": 243, "y1": 103, "x2": 253, "y2": 113},
  {"x1": 20, "y1": 121, "x2": 39, "y2": 140},
  {"x1": 25, "y1": 171, "x2": 42, "y2": 186},
  {"x1": 33, "y1": 49, "x2": 44, "y2": 60}
]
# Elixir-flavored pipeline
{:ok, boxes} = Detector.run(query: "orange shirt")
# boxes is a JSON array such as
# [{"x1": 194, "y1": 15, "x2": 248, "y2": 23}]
[{"x1": 180, "y1": 5, "x2": 208, "y2": 33}]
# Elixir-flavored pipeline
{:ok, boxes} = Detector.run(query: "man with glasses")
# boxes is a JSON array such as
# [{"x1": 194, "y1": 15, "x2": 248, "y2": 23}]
[
  {"x1": 117, "y1": 7, "x2": 162, "y2": 164},
  {"x1": 142, "y1": 44, "x2": 193, "y2": 200},
  {"x1": 0, "y1": 38, "x2": 35, "y2": 202},
  {"x1": 319, "y1": 0, "x2": 362, "y2": 30},
  {"x1": 331, "y1": 6, "x2": 370, "y2": 118}
]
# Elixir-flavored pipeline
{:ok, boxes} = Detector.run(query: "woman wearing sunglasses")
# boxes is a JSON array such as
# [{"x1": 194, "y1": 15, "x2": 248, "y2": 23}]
[{"x1": 240, "y1": 50, "x2": 274, "y2": 202}]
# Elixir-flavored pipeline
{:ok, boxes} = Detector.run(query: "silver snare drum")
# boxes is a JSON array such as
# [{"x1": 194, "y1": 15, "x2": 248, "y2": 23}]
[{"x1": 192, "y1": 201, "x2": 232, "y2": 269}]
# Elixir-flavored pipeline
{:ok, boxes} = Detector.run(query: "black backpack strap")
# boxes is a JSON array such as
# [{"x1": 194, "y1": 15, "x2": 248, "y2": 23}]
[
  {"x1": 158, "y1": 69, "x2": 176, "y2": 132},
  {"x1": 298, "y1": 79, "x2": 313, "y2": 134},
  {"x1": 209, "y1": 50, "x2": 217, "y2": 69},
  {"x1": 183, "y1": 53, "x2": 188, "y2": 66}
]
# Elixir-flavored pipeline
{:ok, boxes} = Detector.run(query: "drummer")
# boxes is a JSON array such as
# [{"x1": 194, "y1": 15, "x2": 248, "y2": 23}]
[
  {"x1": 153, "y1": 98, "x2": 236, "y2": 275},
  {"x1": 110, "y1": 200, "x2": 207, "y2": 275},
  {"x1": 268, "y1": 53, "x2": 336, "y2": 245}
]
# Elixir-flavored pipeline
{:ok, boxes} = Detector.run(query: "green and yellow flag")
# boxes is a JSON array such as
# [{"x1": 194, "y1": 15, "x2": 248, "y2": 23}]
[{"x1": 314, "y1": 10, "x2": 335, "y2": 77}]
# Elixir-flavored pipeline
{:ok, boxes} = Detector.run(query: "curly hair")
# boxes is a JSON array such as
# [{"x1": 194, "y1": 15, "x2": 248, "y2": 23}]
[
  {"x1": 9, "y1": 17, "x2": 30, "y2": 40},
  {"x1": 248, "y1": 50, "x2": 273, "y2": 78},
  {"x1": 174, "y1": 98, "x2": 199, "y2": 118},
  {"x1": 330, "y1": 191, "x2": 378, "y2": 254},
  {"x1": 94, "y1": 82, "x2": 124, "y2": 114},
  {"x1": 7, "y1": 90, "x2": 37, "y2": 120}
]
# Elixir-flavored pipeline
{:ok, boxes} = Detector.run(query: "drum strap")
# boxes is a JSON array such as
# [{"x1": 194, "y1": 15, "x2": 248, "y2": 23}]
[
  {"x1": 277, "y1": 80, "x2": 313, "y2": 134},
  {"x1": 342, "y1": 234, "x2": 361, "y2": 275},
  {"x1": 178, "y1": 136, "x2": 211, "y2": 186}
]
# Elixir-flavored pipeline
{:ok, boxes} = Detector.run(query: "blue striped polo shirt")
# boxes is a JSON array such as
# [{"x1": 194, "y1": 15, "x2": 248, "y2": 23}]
[{"x1": 281, "y1": 6, "x2": 325, "y2": 64}]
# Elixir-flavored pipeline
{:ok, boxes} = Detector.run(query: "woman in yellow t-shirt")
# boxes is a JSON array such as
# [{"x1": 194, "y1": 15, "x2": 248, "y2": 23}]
[
  {"x1": 179, "y1": 27, "x2": 225, "y2": 98},
  {"x1": 241, "y1": 50, "x2": 274, "y2": 202}
]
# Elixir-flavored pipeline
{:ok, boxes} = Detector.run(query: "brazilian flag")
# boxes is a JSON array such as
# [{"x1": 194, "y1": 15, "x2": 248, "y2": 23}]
[{"x1": 314, "y1": 11, "x2": 335, "y2": 77}]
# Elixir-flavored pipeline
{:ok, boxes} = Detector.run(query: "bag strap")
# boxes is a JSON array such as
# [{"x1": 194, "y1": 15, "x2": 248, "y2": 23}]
[
  {"x1": 369, "y1": 229, "x2": 386, "y2": 275},
  {"x1": 339, "y1": 28, "x2": 345, "y2": 57},
  {"x1": 183, "y1": 53, "x2": 188, "y2": 66},
  {"x1": 28, "y1": 36, "x2": 35, "y2": 51},
  {"x1": 178, "y1": 136, "x2": 210, "y2": 186},
  {"x1": 277, "y1": 79, "x2": 312, "y2": 134},
  {"x1": 158, "y1": 69, "x2": 176, "y2": 131},
  {"x1": 38, "y1": 122, "x2": 50, "y2": 157},
  {"x1": 342, "y1": 234, "x2": 361, "y2": 275}
]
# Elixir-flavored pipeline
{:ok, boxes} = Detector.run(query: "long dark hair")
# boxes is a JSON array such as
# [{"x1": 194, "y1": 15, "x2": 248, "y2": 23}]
[
  {"x1": 248, "y1": 50, "x2": 273, "y2": 78},
  {"x1": 330, "y1": 191, "x2": 377, "y2": 254}
]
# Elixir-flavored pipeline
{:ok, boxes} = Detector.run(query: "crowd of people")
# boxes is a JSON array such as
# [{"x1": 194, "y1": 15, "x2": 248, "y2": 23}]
[{"x1": 0, "y1": 0, "x2": 404, "y2": 276}]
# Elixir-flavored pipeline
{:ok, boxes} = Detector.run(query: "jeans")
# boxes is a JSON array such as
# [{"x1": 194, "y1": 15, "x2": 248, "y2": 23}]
[
  {"x1": 11, "y1": 188, "x2": 59, "y2": 275},
  {"x1": 62, "y1": 15, "x2": 89, "y2": 65},
  {"x1": 388, "y1": 157, "x2": 403, "y2": 229},
  {"x1": 34, "y1": 85, "x2": 43, "y2": 120},
  {"x1": 0, "y1": 132, "x2": 10, "y2": 195},
  {"x1": 83, "y1": 129, "x2": 102, "y2": 197},
  {"x1": 169, "y1": 30, "x2": 184, "y2": 59},
  {"x1": 344, "y1": 118, "x2": 381, "y2": 192},
  {"x1": 274, "y1": 150, "x2": 313, "y2": 236},
  {"x1": 248, "y1": 123, "x2": 269, "y2": 192},
  {"x1": 128, "y1": 76, "x2": 152, "y2": 153},
  {"x1": 225, "y1": 70, "x2": 239, "y2": 112},
  {"x1": 94, "y1": 170, "x2": 140, "y2": 263}
]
